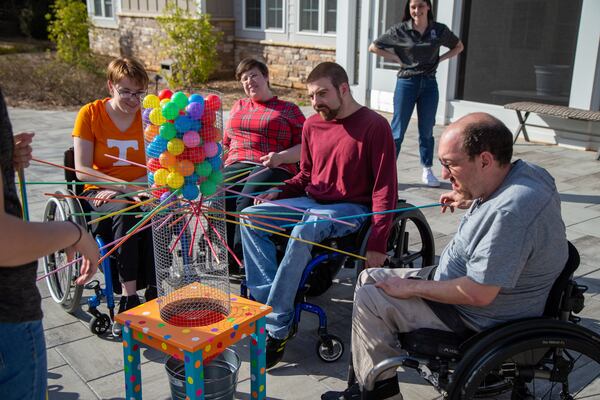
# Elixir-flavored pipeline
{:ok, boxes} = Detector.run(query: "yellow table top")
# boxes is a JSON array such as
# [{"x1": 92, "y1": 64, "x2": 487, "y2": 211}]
[{"x1": 115, "y1": 287, "x2": 271, "y2": 358}]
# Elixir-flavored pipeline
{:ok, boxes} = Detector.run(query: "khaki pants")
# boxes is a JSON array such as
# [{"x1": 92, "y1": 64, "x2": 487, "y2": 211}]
[{"x1": 352, "y1": 266, "x2": 451, "y2": 387}]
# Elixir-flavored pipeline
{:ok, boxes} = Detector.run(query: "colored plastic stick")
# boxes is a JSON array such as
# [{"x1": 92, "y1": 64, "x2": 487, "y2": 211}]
[
  {"x1": 17, "y1": 169, "x2": 29, "y2": 221},
  {"x1": 88, "y1": 197, "x2": 155, "y2": 225}
]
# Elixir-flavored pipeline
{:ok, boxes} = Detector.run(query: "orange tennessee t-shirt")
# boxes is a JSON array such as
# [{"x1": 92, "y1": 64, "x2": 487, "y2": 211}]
[{"x1": 72, "y1": 98, "x2": 147, "y2": 191}]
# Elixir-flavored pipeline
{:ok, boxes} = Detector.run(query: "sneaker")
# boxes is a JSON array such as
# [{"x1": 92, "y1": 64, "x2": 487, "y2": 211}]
[
  {"x1": 266, "y1": 334, "x2": 289, "y2": 369},
  {"x1": 422, "y1": 167, "x2": 440, "y2": 187},
  {"x1": 321, "y1": 383, "x2": 361, "y2": 400},
  {"x1": 112, "y1": 295, "x2": 141, "y2": 336}
]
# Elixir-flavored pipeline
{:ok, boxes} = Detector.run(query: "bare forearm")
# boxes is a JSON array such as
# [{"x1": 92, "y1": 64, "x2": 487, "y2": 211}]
[
  {"x1": 439, "y1": 41, "x2": 464, "y2": 63},
  {"x1": 369, "y1": 44, "x2": 400, "y2": 63},
  {"x1": 276, "y1": 144, "x2": 301, "y2": 164},
  {"x1": 75, "y1": 165, "x2": 145, "y2": 192},
  {"x1": 0, "y1": 214, "x2": 80, "y2": 266},
  {"x1": 403, "y1": 276, "x2": 499, "y2": 307}
]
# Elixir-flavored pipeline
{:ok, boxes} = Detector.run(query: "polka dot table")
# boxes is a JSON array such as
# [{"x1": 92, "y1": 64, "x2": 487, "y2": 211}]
[{"x1": 116, "y1": 284, "x2": 271, "y2": 399}]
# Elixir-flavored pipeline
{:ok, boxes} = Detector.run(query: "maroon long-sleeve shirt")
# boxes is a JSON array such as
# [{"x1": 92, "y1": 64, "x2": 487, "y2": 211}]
[{"x1": 279, "y1": 107, "x2": 398, "y2": 253}]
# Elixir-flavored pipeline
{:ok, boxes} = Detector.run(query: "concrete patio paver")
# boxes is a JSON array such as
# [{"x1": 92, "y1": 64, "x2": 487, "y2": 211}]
[{"x1": 8, "y1": 106, "x2": 600, "y2": 399}]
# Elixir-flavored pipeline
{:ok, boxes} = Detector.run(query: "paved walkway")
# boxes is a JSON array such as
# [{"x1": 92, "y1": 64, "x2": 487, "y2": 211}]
[{"x1": 8, "y1": 106, "x2": 600, "y2": 400}]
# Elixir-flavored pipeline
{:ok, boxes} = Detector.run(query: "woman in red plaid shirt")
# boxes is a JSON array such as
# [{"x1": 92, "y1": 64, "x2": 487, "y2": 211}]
[{"x1": 223, "y1": 58, "x2": 306, "y2": 274}]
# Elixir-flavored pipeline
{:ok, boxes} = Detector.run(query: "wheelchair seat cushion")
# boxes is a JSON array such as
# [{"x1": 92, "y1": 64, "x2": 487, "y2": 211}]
[{"x1": 400, "y1": 328, "x2": 466, "y2": 359}]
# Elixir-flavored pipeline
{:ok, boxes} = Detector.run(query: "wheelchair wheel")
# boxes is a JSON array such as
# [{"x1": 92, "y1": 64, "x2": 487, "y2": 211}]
[
  {"x1": 316, "y1": 334, "x2": 344, "y2": 363},
  {"x1": 89, "y1": 313, "x2": 111, "y2": 335},
  {"x1": 42, "y1": 190, "x2": 85, "y2": 314},
  {"x1": 452, "y1": 323, "x2": 600, "y2": 399},
  {"x1": 386, "y1": 201, "x2": 435, "y2": 269}
]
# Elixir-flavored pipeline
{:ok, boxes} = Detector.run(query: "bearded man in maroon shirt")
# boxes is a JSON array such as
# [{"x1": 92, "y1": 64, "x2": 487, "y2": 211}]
[{"x1": 240, "y1": 62, "x2": 398, "y2": 368}]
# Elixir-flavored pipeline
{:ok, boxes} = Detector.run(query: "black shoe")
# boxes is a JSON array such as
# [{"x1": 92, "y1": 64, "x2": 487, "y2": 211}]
[
  {"x1": 321, "y1": 383, "x2": 361, "y2": 400},
  {"x1": 144, "y1": 285, "x2": 158, "y2": 302},
  {"x1": 266, "y1": 334, "x2": 289, "y2": 369}
]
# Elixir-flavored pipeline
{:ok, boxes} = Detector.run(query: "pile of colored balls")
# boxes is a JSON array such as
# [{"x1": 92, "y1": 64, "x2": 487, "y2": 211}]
[{"x1": 142, "y1": 89, "x2": 223, "y2": 201}]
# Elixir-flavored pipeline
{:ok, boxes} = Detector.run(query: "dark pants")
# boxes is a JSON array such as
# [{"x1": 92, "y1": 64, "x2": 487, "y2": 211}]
[
  {"x1": 82, "y1": 190, "x2": 156, "y2": 290},
  {"x1": 222, "y1": 163, "x2": 292, "y2": 266}
]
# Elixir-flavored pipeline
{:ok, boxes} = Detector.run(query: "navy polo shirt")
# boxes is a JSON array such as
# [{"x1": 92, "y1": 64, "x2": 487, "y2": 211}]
[{"x1": 373, "y1": 19, "x2": 459, "y2": 78}]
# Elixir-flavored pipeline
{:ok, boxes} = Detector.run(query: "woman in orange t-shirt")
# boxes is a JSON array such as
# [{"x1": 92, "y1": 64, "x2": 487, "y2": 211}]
[{"x1": 72, "y1": 57, "x2": 155, "y2": 330}]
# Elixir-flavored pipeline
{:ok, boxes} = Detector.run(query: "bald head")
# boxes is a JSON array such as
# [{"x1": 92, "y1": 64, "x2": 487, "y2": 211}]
[{"x1": 442, "y1": 112, "x2": 513, "y2": 165}]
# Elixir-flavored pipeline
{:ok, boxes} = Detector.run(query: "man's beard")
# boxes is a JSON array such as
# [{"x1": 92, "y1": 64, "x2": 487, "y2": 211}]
[{"x1": 316, "y1": 105, "x2": 341, "y2": 121}]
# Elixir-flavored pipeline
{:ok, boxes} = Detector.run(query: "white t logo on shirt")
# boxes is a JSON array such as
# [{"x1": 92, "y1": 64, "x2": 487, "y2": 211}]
[{"x1": 107, "y1": 139, "x2": 139, "y2": 166}]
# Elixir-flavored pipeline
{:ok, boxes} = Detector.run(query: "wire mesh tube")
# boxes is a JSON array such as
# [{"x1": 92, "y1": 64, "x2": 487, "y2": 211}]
[{"x1": 142, "y1": 89, "x2": 230, "y2": 327}]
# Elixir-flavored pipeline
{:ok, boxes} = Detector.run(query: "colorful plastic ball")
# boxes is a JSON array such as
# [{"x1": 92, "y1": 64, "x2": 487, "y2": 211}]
[
  {"x1": 151, "y1": 184, "x2": 169, "y2": 198},
  {"x1": 195, "y1": 161, "x2": 212, "y2": 177},
  {"x1": 184, "y1": 173, "x2": 199, "y2": 185},
  {"x1": 200, "y1": 179, "x2": 217, "y2": 196},
  {"x1": 159, "y1": 152, "x2": 177, "y2": 169},
  {"x1": 158, "y1": 89, "x2": 173, "y2": 100},
  {"x1": 200, "y1": 126, "x2": 221, "y2": 143},
  {"x1": 146, "y1": 136, "x2": 168, "y2": 158},
  {"x1": 189, "y1": 119, "x2": 201, "y2": 132},
  {"x1": 153, "y1": 168, "x2": 169, "y2": 185},
  {"x1": 174, "y1": 115, "x2": 193, "y2": 133},
  {"x1": 161, "y1": 102, "x2": 180, "y2": 121},
  {"x1": 189, "y1": 94, "x2": 204, "y2": 104},
  {"x1": 186, "y1": 102, "x2": 204, "y2": 120},
  {"x1": 180, "y1": 147, "x2": 205, "y2": 163},
  {"x1": 144, "y1": 124, "x2": 159, "y2": 142},
  {"x1": 203, "y1": 142, "x2": 218, "y2": 158},
  {"x1": 159, "y1": 191, "x2": 177, "y2": 205},
  {"x1": 167, "y1": 171, "x2": 184, "y2": 189},
  {"x1": 206, "y1": 155, "x2": 222, "y2": 170},
  {"x1": 159, "y1": 123, "x2": 177, "y2": 140},
  {"x1": 167, "y1": 138, "x2": 185, "y2": 156},
  {"x1": 160, "y1": 98, "x2": 170, "y2": 107},
  {"x1": 142, "y1": 108, "x2": 152, "y2": 125},
  {"x1": 147, "y1": 172, "x2": 155, "y2": 186},
  {"x1": 171, "y1": 92, "x2": 189, "y2": 109},
  {"x1": 149, "y1": 108, "x2": 167, "y2": 126},
  {"x1": 201, "y1": 111, "x2": 216, "y2": 126},
  {"x1": 181, "y1": 184, "x2": 200, "y2": 201},
  {"x1": 176, "y1": 159, "x2": 195, "y2": 176},
  {"x1": 205, "y1": 94, "x2": 221, "y2": 112},
  {"x1": 208, "y1": 169, "x2": 223, "y2": 184},
  {"x1": 182, "y1": 131, "x2": 201, "y2": 148},
  {"x1": 143, "y1": 94, "x2": 160, "y2": 109},
  {"x1": 147, "y1": 158, "x2": 161, "y2": 172}
]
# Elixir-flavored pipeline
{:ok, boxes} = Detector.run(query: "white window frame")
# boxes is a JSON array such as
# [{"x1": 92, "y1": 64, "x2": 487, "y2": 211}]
[
  {"x1": 297, "y1": 0, "x2": 337, "y2": 36},
  {"x1": 87, "y1": 0, "x2": 118, "y2": 28},
  {"x1": 243, "y1": 0, "x2": 286, "y2": 33}
]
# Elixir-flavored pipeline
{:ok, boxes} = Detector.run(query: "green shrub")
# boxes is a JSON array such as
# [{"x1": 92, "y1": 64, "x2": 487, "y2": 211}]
[
  {"x1": 157, "y1": 3, "x2": 222, "y2": 88},
  {"x1": 46, "y1": 0, "x2": 91, "y2": 66}
]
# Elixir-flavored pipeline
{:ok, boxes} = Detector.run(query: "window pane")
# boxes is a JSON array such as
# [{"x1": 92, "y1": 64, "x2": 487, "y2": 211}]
[
  {"x1": 94, "y1": 0, "x2": 102, "y2": 16},
  {"x1": 104, "y1": 0, "x2": 113, "y2": 18},
  {"x1": 266, "y1": 0, "x2": 283, "y2": 29},
  {"x1": 324, "y1": 0, "x2": 337, "y2": 33},
  {"x1": 300, "y1": 0, "x2": 319, "y2": 32},
  {"x1": 457, "y1": 0, "x2": 582, "y2": 106},
  {"x1": 246, "y1": 0, "x2": 262, "y2": 28}
]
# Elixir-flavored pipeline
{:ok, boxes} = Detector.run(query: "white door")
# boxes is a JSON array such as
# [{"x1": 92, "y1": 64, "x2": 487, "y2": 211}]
[{"x1": 369, "y1": 0, "x2": 406, "y2": 112}]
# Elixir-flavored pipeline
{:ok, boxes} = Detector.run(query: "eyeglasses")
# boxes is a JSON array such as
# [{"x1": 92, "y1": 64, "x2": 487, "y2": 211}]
[
  {"x1": 439, "y1": 158, "x2": 465, "y2": 173},
  {"x1": 114, "y1": 87, "x2": 147, "y2": 100}
]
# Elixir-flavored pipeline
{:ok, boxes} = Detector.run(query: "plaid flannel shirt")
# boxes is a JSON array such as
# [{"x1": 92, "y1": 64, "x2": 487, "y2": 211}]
[{"x1": 223, "y1": 97, "x2": 305, "y2": 175}]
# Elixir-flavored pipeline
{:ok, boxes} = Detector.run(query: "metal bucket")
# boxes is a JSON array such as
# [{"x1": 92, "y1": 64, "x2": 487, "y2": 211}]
[{"x1": 165, "y1": 347, "x2": 240, "y2": 400}]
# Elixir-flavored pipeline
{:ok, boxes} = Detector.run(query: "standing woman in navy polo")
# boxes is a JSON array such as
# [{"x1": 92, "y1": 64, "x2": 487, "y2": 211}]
[{"x1": 369, "y1": 0, "x2": 463, "y2": 187}]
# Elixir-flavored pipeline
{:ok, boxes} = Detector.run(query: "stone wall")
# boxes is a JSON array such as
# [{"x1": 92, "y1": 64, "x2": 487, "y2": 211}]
[
  {"x1": 89, "y1": 15, "x2": 235, "y2": 78},
  {"x1": 234, "y1": 39, "x2": 336, "y2": 89}
]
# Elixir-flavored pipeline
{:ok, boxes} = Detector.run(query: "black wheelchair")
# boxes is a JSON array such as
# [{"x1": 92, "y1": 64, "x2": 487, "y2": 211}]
[
  {"x1": 41, "y1": 148, "x2": 118, "y2": 335},
  {"x1": 242, "y1": 199, "x2": 436, "y2": 363},
  {"x1": 362, "y1": 241, "x2": 600, "y2": 399}
]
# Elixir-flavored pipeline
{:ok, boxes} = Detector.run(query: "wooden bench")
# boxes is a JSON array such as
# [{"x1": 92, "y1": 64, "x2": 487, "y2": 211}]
[{"x1": 504, "y1": 102, "x2": 600, "y2": 160}]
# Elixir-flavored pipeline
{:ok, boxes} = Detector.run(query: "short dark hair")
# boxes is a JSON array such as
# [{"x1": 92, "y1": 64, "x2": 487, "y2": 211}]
[
  {"x1": 461, "y1": 116, "x2": 513, "y2": 165},
  {"x1": 403, "y1": 0, "x2": 435, "y2": 22},
  {"x1": 235, "y1": 58, "x2": 269, "y2": 81},
  {"x1": 306, "y1": 62, "x2": 349, "y2": 90}
]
